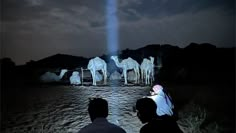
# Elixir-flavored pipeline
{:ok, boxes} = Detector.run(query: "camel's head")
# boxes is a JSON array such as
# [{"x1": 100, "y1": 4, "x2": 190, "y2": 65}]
[
  {"x1": 149, "y1": 56, "x2": 154, "y2": 63},
  {"x1": 61, "y1": 69, "x2": 68, "y2": 74},
  {"x1": 110, "y1": 56, "x2": 118, "y2": 61},
  {"x1": 59, "y1": 69, "x2": 68, "y2": 79}
]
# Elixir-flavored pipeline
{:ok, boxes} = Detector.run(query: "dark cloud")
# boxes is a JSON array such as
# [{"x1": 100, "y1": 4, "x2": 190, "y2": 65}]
[
  {"x1": 119, "y1": 7, "x2": 235, "y2": 49},
  {"x1": 118, "y1": 0, "x2": 235, "y2": 20},
  {"x1": 1, "y1": 0, "x2": 235, "y2": 65},
  {"x1": 2, "y1": 0, "x2": 47, "y2": 21}
]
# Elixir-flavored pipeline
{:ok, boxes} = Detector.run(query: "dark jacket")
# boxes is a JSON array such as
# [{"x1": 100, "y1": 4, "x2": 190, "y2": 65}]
[{"x1": 140, "y1": 116, "x2": 183, "y2": 133}]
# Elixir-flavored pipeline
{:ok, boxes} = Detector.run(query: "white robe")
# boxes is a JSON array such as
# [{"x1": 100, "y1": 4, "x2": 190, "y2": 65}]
[{"x1": 148, "y1": 90, "x2": 174, "y2": 116}]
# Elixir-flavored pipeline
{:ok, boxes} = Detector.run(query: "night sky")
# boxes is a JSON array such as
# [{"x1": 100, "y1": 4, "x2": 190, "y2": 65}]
[{"x1": 1, "y1": 0, "x2": 235, "y2": 65}]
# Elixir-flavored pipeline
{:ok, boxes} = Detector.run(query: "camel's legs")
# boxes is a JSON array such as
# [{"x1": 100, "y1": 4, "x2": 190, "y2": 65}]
[
  {"x1": 92, "y1": 70, "x2": 96, "y2": 86},
  {"x1": 102, "y1": 69, "x2": 107, "y2": 85},
  {"x1": 123, "y1": 70, "x2": 127, "y2": 84}
]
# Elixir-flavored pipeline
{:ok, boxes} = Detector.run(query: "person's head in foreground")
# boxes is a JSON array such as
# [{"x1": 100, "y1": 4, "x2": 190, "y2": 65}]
[
  {"x1": 88, "y1": 98, "x2": 108, "y2": 122},
  {"x1": 78, "y1": 98, "x2": 126, "y2": 133},
  {"x1": 136, "y1": 98, "x2": 157, "y2": 123}
]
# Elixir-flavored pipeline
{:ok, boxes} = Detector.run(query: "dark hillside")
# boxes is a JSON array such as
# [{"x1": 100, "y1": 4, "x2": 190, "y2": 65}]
[{"x1": 1, "y1": 43, "x2": 235, "y2": 88}]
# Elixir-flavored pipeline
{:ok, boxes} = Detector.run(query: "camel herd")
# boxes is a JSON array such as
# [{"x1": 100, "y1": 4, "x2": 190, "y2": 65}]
[
  {"x1": 86, "y1": 56, "x2": 155, "y2": 86},
  {"x1": 40, "y1": 56, "x2": 156, "y2": 86}
]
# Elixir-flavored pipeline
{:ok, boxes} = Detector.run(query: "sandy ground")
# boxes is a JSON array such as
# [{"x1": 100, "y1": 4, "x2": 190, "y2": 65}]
[
  {"x1": 2, "y1": 85, "x2": 149, "y2": 133},
  {"x1": 1, "y1": 83, "x2": 235, "y2": 133}
]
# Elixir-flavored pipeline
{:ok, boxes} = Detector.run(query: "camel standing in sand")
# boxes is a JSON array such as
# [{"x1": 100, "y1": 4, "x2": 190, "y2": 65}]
[
  {"x1": 140, "y1": 56, "x2": 154, "y2": 85},
  {"x1": 87, "y1": 57, "x2": 107, "y2": 86},
  {"x1": 111, "y1": 56, "x2": 140, "y2": 84},
  {"x1": 40, "y1": 69, "x2": 68, "y2": 83}
]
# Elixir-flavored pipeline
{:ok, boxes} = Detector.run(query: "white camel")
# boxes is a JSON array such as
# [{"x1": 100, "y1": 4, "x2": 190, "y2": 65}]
[
  {"x1": 111, "y1": 56, "x2": 140, "y2": 85},
  {"x1": 87, "y1": 57, "x2": 107, "y2": 86},
  {"x1": 40, "y1": 69, "x2": 68, "y2": 83},
  {"x1": 140, "y1": 56, "x2": 154, "y2": 85}
]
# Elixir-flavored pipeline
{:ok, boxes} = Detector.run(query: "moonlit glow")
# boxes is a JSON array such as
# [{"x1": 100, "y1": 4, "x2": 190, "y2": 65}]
[
  {"x1": 106, "y1": 0, "x2": 119, "y2": 124},
  {"x1": 106, "y1": 0, "x2": 119, "y2": 55}
]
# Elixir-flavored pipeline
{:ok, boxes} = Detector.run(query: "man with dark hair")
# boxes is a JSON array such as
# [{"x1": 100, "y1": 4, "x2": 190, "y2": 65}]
[
  {"x1": 136, "y1": 98, "x2": 183, "y2": 133},
  {"x1": 78, "y1": 98, "x2": 126, "y2": 133}
]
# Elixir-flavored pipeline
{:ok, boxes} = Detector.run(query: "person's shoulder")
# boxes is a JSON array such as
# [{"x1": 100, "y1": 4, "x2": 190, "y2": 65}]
[
  {"x1": 140, "y1": 123, "x2": 159, "y2": 133},
  {"x1": 78, "y1": 122, "x2": 126, "y2": 133},
  {"x1": 78, "y1": 124, "x2": 92, "y2": 133},
  {"x1": 160, "y1": 119, "x2": 183, "y2": 133},
  {"x1": 114, "y1": 127, "x2": 126, "y2": 133},
  {"x1": 107, "y1": 122, "x2": 126, "y2": 133},
  {"x1": 141, "y1": 120, "x2": 182, "y2": 133},
  {"x1": 140, "y1": 125, "x2": 149, "y2": 133},
  {"x1": 140, "y1": 121, "x2": 163, "y2": 133}
]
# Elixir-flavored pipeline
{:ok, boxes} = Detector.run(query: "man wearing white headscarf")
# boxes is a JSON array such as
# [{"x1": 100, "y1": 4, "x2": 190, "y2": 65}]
[{"x1": 147, "y1": 84, "x2": 174, "y2": 116}]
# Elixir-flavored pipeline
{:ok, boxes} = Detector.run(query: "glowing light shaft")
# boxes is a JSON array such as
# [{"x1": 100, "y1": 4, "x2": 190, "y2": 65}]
[
  {"x1": 106, "y1": 0, "x2": 119, "y2": 124},
  {"x1": 106, "y1": 0, "x2": 119, "y2": 55}
]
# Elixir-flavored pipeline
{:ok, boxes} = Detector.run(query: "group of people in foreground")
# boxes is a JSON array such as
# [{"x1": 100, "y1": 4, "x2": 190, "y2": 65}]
[{"x1": 78, "y1": 84, "x2": 183, "y2": 133}]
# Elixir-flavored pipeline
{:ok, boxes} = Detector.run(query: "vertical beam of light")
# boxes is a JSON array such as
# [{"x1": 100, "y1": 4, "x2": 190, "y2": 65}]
[
  {"x1": 106, "y1": 0, "x2": 119, "y2": 125},
  {"x1": 106, "y1": 0, "x2": 119, "y2": 55}
]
